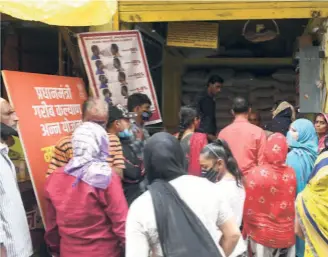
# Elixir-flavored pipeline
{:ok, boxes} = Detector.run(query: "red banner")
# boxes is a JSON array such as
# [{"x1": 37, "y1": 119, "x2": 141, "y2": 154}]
[{"x1": 2, "y1": 71, "x2": 87, "y2": 223}]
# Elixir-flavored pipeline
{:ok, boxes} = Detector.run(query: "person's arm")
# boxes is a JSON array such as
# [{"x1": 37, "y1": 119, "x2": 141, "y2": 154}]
[
  {"x1": 257, "y1": 130, "x2": 267, "y2": 165},
  {"x1": 103, "y1": 173, "x2": 128, "y2": 245},
  {"x1": 218, "y1": 218, "x2": 241, "y2": 257},
  {"x1": 216, "y1": 196, "x2": 240, "y2": 257},
  {"x1": 44, "y1": 179, "x2": 60, "y2": 257},
  {"x1": 125, "y1": 201, "x2": 150, "y2": 257}
]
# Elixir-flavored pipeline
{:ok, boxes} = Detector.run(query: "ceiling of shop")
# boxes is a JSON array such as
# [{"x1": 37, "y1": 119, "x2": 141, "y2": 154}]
[{"x1": 154, "y1": 19, "x2": 310, "y2": 58}]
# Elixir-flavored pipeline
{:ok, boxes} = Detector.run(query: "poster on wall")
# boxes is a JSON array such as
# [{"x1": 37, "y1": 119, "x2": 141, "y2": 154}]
[
  {"x1": 2, "y1": 70, "x2": 87, "y2": 223},
  {"x1": 77, "y1": 30, "x2": 162, "y2": 125}
]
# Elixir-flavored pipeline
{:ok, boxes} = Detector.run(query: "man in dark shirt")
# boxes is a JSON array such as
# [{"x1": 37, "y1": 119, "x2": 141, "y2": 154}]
[{"x1": 195, "y1": 75, "x2": 224, "y2": 141}]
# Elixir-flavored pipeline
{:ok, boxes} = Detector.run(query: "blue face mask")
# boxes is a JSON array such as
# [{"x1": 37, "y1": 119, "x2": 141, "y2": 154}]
[
  {"x1": 118, "y1": 128, "x2": 133, "y2": 138},
  {"x1": 141, "y1": 111, "x2": 152, "y2": 121}
]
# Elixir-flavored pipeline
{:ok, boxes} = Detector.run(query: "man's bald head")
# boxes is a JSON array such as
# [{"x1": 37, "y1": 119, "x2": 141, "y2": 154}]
[
  {"x1": 82, "y1": 97, "x2": 108, "y2": 126},
  {"x1": 0, "y1": 97, "x2": 18, "y2": 130}
]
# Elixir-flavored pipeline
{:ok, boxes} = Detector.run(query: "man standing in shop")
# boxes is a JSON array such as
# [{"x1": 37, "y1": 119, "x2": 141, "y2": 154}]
[
  {"x1": 218, "y1": 96, "x2": 266, "y2": 175},
  {"x1": 127, "y1": 93, "x2": 152, "y2": 160},
  {"x1": 0, "y1": 98, "x2": 33, "y2": 257},
  {"x1": 194, "y1": 75, "x2": 224, "y2": 141}
]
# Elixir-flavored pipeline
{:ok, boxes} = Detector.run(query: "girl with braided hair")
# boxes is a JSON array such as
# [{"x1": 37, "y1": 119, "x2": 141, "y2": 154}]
[{"x1": 175, "y1": 106, "x2": 207, "y2": 176}]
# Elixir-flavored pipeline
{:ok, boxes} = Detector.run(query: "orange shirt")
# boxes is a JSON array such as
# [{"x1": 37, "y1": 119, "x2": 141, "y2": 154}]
[
  {"x1": 47, "y1": 134, "x2": 125, "y2": 177},
  {"x1": 218, "y1": 116, "x2": 266, "y2": 175}
]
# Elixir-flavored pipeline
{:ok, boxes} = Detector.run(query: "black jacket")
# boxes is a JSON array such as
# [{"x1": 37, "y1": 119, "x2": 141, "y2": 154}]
[
  {"x1": 120, "y1": 138, "x2": 145, "y2": 205},
  {"x1": 264, "y1": 108, "x2": 293, "y2": 136}
]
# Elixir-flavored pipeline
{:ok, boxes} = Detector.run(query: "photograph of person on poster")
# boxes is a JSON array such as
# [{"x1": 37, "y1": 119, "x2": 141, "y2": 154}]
[
  {"x1": 121, "y1": 85, "x2": 128, "y2": 98},
  {"x1": 113, "y1": 57, "x2": 124, "y2": 72},
  {"x1": 99, "y1": 74, "x2": 109, "y2": 89},
  {"x1": 111, "y1": 43, "x2": 121, "y2": 57},
  {"x1": 118, "y1": 71, "x2": 128, "y2": 86},
  {"x1": 95, "y1": 60, "x2": 106, "y2": 75},
  {"x1": 91, "y1": 45, "x2": 101, "y2": 60},
  {"x1": 103, "y1": 88, "x2": 113, "y2": 106}
]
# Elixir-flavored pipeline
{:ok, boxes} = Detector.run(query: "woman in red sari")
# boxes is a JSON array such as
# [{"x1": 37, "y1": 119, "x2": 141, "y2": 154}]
[
  {"x1": 176, "y1": 106, "x2": 207, "y2": 176},
  {"x1": 243, "y1": 133, "x2": 296, "y2": 257}
]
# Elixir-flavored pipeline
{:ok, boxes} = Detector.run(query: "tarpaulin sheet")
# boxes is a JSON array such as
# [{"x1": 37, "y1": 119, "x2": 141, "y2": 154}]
[{"x1": 0, "y1": 0, "x2": 117, "y2": 26}]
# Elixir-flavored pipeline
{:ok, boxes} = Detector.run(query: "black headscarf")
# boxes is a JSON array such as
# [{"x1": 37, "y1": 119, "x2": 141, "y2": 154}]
[
  {"x1": 264, "y1": 107, "x2": 293, "y2": 136},
  {"x1": 144, "y1": 132, "x2": 186, "y2": 184},
  {"x1": 146, "y1": 133, "x2": 222, "y2": 257}
]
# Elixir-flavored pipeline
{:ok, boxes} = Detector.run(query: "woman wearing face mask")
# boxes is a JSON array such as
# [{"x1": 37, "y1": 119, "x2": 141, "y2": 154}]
[
  {"x1": 126, "y1": 133, "x2": 241, "y2": 257},
  {"x1": 286, "y1": 119, "x2": 318, "y2": 257},
  {"x1": 243, "y1": 133, "x2": 297, "y2": 257},
  {"x1": 176, "y1": 106, "x2": 208, "y2": 176},
  {"x1": 199, "y1": 139, "x2": 247, "y2": 257},
  {"x1": 314, "y1": 113, "x2": 328, "y2": 153}
]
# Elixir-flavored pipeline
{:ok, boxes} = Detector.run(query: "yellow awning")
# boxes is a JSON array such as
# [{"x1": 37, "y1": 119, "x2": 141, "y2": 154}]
[{"x1": 0, "y1": 0, "x2": 117, "y2": 26}]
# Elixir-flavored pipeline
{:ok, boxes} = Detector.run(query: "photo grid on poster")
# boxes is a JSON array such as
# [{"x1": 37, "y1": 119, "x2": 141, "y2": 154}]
[{"x1": 78, "y1": 31, "x2": 161, "y2": 125}]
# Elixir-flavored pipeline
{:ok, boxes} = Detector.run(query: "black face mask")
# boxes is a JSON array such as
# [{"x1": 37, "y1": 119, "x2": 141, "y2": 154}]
[
  {"x1": 201, "y1": 164, "x2": 225, "y2": 183},
  {"x1": 0, "y1": 123, "x2": 18, "y2": 141}
]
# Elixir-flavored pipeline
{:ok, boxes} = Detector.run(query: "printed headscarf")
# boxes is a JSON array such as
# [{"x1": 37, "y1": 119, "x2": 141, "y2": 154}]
[
  {"x1": 64, "y1": 122, "x2": 112, "y2": 189},
  {"x1": 265, "y1": 133, "x2": 288, "y2": 167}
]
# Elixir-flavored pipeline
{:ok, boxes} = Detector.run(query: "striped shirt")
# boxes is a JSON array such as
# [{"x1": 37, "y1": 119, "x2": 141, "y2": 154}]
[
  {"x1": 108, "y1": 133, "x2": 125, "y2": 169},
  {"x1": 47, "y1": 134, "x2": 125, "y2": 177},
  {"x1": 0, "y1": 143, "x2": 33, "y2": 257},
  {"x1": 46, "y1": 135, "x2": 73, "y2": 176}
]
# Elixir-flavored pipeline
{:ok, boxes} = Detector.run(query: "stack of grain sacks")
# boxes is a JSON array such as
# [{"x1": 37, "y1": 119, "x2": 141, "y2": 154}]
[{"x1": 181, "y1": 68, "x2": 296, "y2": 132}]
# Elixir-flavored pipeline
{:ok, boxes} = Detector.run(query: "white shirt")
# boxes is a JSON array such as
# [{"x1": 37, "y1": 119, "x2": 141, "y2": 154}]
[
  {"x1": 0, "y1": 143, "x2": 33, "y2": 257},
  {"x1": 216, "y1": 178, "x2": 246, "y2": 257},
  {"x1": 126, "y1": 175, "x2": 234, "y2": 257}
]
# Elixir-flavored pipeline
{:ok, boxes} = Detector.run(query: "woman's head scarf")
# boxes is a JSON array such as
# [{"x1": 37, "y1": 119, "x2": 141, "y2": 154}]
[
  {"x1": 287, "y1": 119, "x2": 318, "y2": 153},
  {"x1": 265, "y1": 133, "x2": 288, "y2": 167},
  {"x1": 273, "y1": 101, "x2": 296, "y2": 121},
  {"x1": 317, "y1": 113, "x2": 328, "y2": 153},
  {"x1": 144, "y1": 132, "x2": 186, "y2": 184},
  {"x1": 64, "y1": 122, "x2": 112, "y2": 189},
  {"x1": 296, "y1": 150, "x2": 328, "y2": 256}
]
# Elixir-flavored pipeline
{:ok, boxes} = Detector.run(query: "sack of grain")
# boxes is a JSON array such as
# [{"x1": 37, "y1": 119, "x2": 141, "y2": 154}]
[
  {"x1": 273, "y1": 82, "x2": 296, "y2": 92},
  {"x1": 249, "y1": 77, "x2": 277, "y2": 90},
  {"x1": 249, "y1": 88, "x2": 276, "y2": 102},
  {"x1": 216, "y1": 110, "x2": 233, "y2": 119},
  {"x1": 272, "y1": 69, "x2": 296, "y2": 83},
  {"x1": 226, "y1": 86, "x2": 249, "y2": 94},
  {"x1": 274, "y1": 92, "x2": 296, "y2": 103},
  {"x1": 216, "y1": 98, "x2": 233, "y2": 107},
  {"x1": 231, "y1": 72, "x2": 255, "y2": 86},
  {"x1": 216, "y1": 90, "x2": 235, "y2": 100},
  {"x1": 208, "y1": 68, "x2": 235, "y2": 81},
  {"x1": 182, "y1": 70, "x2": 208, "y2": 85},
  {"x1": 251, "y1": 97, "x2": 275, "y2": 110},
  {"x1": 182, "y1": 83, "x2": 205, "y2": 93}
]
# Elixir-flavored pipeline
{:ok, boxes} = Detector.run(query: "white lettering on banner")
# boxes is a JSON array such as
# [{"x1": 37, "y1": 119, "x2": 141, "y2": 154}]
[
  {"x1": 40, "y1": 122, "x2": 62, "y2": 136},
  {"x1": 54, "y1": 104, "x2": 81, "y2": 117},
  {"x1": 40, "y1": 120, "x2": 82, "y2": 136},
  {"x1": 60, "y1": 119, "x2": 82, "y2": 133},
  {"x1": 32, "y1": 101, "x2": 56, "y2": 119},
  {"x1": 34, "y1": 85, "x2": 72, "y2": 100}
]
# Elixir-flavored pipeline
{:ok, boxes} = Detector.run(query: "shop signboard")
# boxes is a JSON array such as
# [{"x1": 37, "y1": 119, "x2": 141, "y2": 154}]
[
  {"x1": 2, "y1": 70, "x2": 87, "y2": 223},
  {"x1": 77, "y1": 30, "x2": 162, "y2": 125},
  {"x1": 167, "y1": 22, "x2": 219, "y2": 49}
]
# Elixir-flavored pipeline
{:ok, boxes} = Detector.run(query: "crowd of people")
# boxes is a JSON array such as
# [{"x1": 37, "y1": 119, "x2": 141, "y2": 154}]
[{"x1": 0, "y1": 73, "x2": 328, "y2": 257}]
